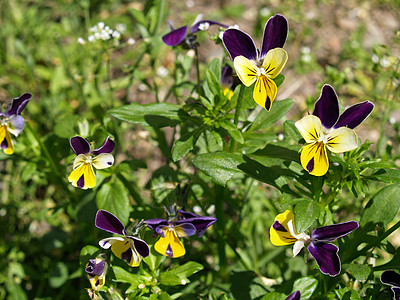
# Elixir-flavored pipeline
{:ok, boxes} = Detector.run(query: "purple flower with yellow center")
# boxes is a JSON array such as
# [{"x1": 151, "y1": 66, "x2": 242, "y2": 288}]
[
  {"x1": 95, "y1": 210, "x2": 150, "y2": 267},
  {"x1": 0, "y1": 93, "x2": 32, "y2": 155},
  {"x1": 146, "y1": 209, "x2": 216, "y2": 258},
  {"x1": 381, "y1": 270, "x2": 400, "y2": 300},
  {"x1": 222, "y1": 14, "x2": 288, "y2": 111},
  {"x1": 295, "y1": 84, "x2": 374, "y2": 176},
  {"x1": 68, "y1": 136, "x2": 115, "y2": 189},
  {"x1": 270, "y1": 210, "x2": 359, "y2": 277},
  {"x1": 162, "y1": 16, "x2": 228, "y2": 47},
  {"x1": 85, "y1": 257, "x2": 108, "y2": 291}
]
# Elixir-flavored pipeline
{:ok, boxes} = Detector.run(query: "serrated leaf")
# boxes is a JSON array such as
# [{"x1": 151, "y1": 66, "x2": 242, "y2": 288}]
[
  {"x1": 248, "y1": 99, "x2": 294, "y2": 132},
  {"x1": 193, "y1": 152, "x2": 244, "y2": 186},
  {"x1": 360, "y1": 185, "x2": 400, "y2": 226},
  {"x1": 294, "y1": 200, "x2": 320, "y2": 233},
  {"x1": 292, "y1": 276, "x2": 318, "y2": 300},
  {"x1": 343, "y1": 264, "x2": 371, "y2": 281},
  {"x1": 110, "y1": 103, "x2": 183, "y2": 128},
  {"x1": 96, "y1": 177, "x2": 131, "y2": 224}
]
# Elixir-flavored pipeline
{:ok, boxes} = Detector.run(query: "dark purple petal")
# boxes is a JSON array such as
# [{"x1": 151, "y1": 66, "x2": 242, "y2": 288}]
[
  {"x1": 5, "y1": 93, "x2": 32, "y2": 116},
  {"x1": 162, "y1": 26, "x2": 187, "y2": 46},
  {"x1": 312, "y1": 84, "x2": 340, "y2": 129},
  {"x1": 190, "y1": 20, "x2": 228, "y2": 34},
  {"x1": 221, "y1": 65, "x2": 234, "y2": 88},
  {"x1": 222, "y1": 28, "x2": 258, "y2": 61},
  {"x1": 165, "y1": 244, "x2": 173, "y2": 257},
  {"x1": 173, "y1": 222, "x2": 197, "y2": 237},
  {"x1": 260, "y1": 14, "x2": 289, "y2": 59},
  {"x1": 175, "y1": 216, "x2": 216, "y2": 237},
  {"x1": 85, "y1": 259, "x2": 106, "y2": 276},
  {"x1": 178, "y1": 209, "x2": 198, "y2": 219},
  {"x1": 272, "y1": 220, "x2": 287, "y2": 232},
  {"x1": 311, "y1": 221, "x2": 359, "y2": 242},
  {"x1": 334, "y1": 101, "x2": 374, "y2": 129},
  {"x1": 393, "y1": 287, "x2": 400, "y2": 300},
  {"x1": 286, "y1": 291, "x2": 301, "y2": 300},
  {"x1": 70, "y1": 136, "x2": 90, "y2": 155},
  {"x1": 95, "y1": 210, "x2": 125, "y2": 235},
  {"x1": 130, "y1": 236, "x2": 150, "y2": 258},
  {"x1": 381, "y1": 270, "x2": 400, "y2": 288},
  {"x1": 91, "y1": 136, "x2": 115, "y2": 155},
  {"x1": 146, "y1": 218, "x2": 168, "y2": 232},
  {"x1": 308, "y1": 242, "x2": 341, "y2": 276},
  {"x1": 1, "y1": 137, "x2": 8, "y2": 150},
  {"x1": 155, "y1": 225, "x2": 168, "y2": 238},
  {"x1": 121, "y1": 248, "x2": 133, "y2": 264},
  {"x1": 77, "y1": 175, "x2": 85, "y2": 188}
]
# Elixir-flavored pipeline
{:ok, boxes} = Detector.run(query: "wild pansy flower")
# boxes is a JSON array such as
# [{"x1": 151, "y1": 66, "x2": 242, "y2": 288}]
[
  {"x1": 295, "y1": 84, "x2": 374, "y2": 176},
  {"x1": 68, "y1": 136, "x2": 115, "y2": 189},
  {"x1": 270, "y1": 210, "x2": 358, "y2": 277},
  {"x1": 381, "y1": 270, "x2": 400, "y2": 300},
  {"x1": 221, "y1": 65, "x2": 234, "y2": 100},
  {"x1": 162, "y1": 15, "x2": 228, "y2": 48},
  {"x1": 95, "y1": 210, "x2": 150, "y2": 267},
  {"x1": 0, "y1": 93, "x2": 32, "y2": 155},
  {"x1": 146, "y1": 207, "x2": 216, "y2": 258},
  {"x1": 222, "y1": 14, "x2": 288, "y2": 111},
  {"x1": 85, "y1": 257, "x2": 108, "y2": 291}
]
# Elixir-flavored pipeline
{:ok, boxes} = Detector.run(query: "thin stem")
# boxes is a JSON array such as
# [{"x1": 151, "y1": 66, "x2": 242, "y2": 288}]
[
  {"x1": 194, "y1": 45, "x2": 201, "y2": 96},
  {"x1": 234, "y1": 84, "x2": 245, "y2": 125},
  {"x1": 123, "y1": 46, "x2": 147, "y2": 103}
]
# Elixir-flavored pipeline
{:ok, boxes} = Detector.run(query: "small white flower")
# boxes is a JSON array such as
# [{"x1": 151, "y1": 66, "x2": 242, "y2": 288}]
[
  {"x1": 116, "y1": 23, "x2": 126, "y2": 33},
  {"x1": 97, "y1": 22, "x2": 105, "y2": 30},
  {"x1": 156, "y1": 66, "x2": 168, "y2": 78},
  {"x1": 112, "y1": 31, "x2": 121, "y2": 39},
  {"x1": 278, "y1": 133, "x2": 284, "y2": 141},
  {"x1": 90, "y1": 26, "x2": 97, "y2": 32},
  {"x1": 301, "y1": 46, "x2": 310, "y2": 54},
  {"x1": 380, "y1": 57, "x2": 391, "y2": 68},
  {"x1": 371, "y1": 54, "x2": 379, "y2": 64},
  {"x1": 260, "y1": 7, "x2": 271, "y2": 17},
  {"x1": 88, "y1": 35, "x2": 95, "y2": 42},
  {"x1": 138, "y1": 84, "x2": 147, "y2": 91},
  {"x1": 193, "y1": 206, "x2": 202, "y2": 214},
  {"x1": 301, "y1": 54, "x2": 312, "y2": 63},
  {"x1": 127, "y1": 38, "x2": 136, "y2": 45},
  {"x1": 186, "y1": 0, "x2": 195, "y2": 8},
  {"x1": 390, "y1": 117, "x2": 396, "y2": 125},
  {"x1": 77, "y1": 37, "x2": 86, "y2": 45},
  {"x1": 206, "y1": 204, "x2": 215, "y2": 215},
  {"x1": 198, "y1": 22, "x2": 210, "y2": 31},
  {"x1": 94, "y1": 32, "x2": 101, "y2": 39}
]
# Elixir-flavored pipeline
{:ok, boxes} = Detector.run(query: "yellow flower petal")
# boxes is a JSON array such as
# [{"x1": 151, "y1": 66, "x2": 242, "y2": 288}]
[
  {"x1": 262, "y1": 48, "x2": 288, "y2": 79},
  {"x1": 233, "y1": 55, "x2": 258, "y2": 87},
  {"x1": 300, "y1": 142, "x2": 329, "y2": 176},
  {"x1": 295, "y1": 115, "x2": 323, "y2": 144},
  {"x1": 110, "y1": 239, "x2": 141, "y2": 267},
  {"x1": 325, "y1": 127, "x2": 358, "y2": 153},
  {"x1": 270, "y1": 210, "x2": 298, "y2": 246},
  {"x1": 223, "y1": 87, "x2": 234, "y2": 100},
  {"x1": 253, "y1": 75, "x2": 277, "y2": 111},
  {"x1": 154, "y1": 230, "x2": 186, "y2": 258},
  {"x1": 68, "y1": 162, "x2": 96, "y2": 189},
  {"x1": 0, "y1": 125, "x2": 14, "y2": 155}
]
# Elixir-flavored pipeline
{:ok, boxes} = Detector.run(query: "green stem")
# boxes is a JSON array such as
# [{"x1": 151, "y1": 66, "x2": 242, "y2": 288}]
[
  {"x1": 234, "y1": 85, "x2": 245, "y2": 125},
  {"x1": 105, "y1": 49, "x2": 114, "y2": 107},
  {"x1": 194, "y1": 46, "x2": 201, "y2": 96},
  {"x1": 123, "y1": 47, "x2": 147, "y2": 103}
]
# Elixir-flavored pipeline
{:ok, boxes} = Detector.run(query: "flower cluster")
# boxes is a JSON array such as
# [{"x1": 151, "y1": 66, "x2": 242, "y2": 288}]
[{"x1": 78, "y1": 22, "x2": 125, "y2": 45}]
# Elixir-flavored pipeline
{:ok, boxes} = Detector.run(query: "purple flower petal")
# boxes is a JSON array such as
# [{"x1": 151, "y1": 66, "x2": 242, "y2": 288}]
[
  {"x1": 5, "y1": 93, "x2": 32, "y2": 116},
  {"x1": 130, "y1": 236, "x2": 150, "y2": 258},
  {"x1": 312, "y1": 84, "x2": 340, "y2": 129},
  {"x1": 77, "y1": 175, "x2": 85, "y2": 188},
  {"x1": 178, "y1": 209, "x2": 198, "y2": 219},
  {"x1": 334, "y1": 101, "x2": 374, "y2": 129},
  {"x1": 381, "y1": 270, "x2": 400, "y2": 288},
  {"x1": 155, "y1": 225, "x2": 168, "y2": 238},
  {"x1": 176, "y1": 216, "x2": 217, "y2": 237},
  {"x1": 8, "y1": 115, "x2": 25, "y2": 135},
  {"x1": 146, "y1": 218, "x2": 168, "y2": 232},
  {"x1": 260, "y1": 14, "x2": 289, "y2": 59},
  {"x1": 393, "y1": 287, "x2": 400, "y2": 300},
  {"x1": 162, "y1": 26, "x2": 187, "y2": 46},
  {"x1": 91, "y1": 136, "x2": 115, "y2": 155},
  {"x1": 190, "y1": 20, "x2": 228, "y2": 34},
  {"x1": 221, "y1": 65, "x2": 234, "y2": 88},
  {"x1": 95, "y1": 210, "x2": 125, "y2": 235},
  {"x1": 70, "y1": 136, "x2": 90, "y2": 155},
  {"x1": 173, "y1": 222, "x2": 197, "y2": 237},
  {"x1": 311, "y1": 221, "x2": 359, "y2": 242},
  {"x1": 286, "y1": 291, "x2": 301, "y2": 300},
  {"x1": 85, "y1": 259, "x2": 106, "y2": 276},
  {"x1": 222, "y1": 28, "x2": 258, "y2": 61},
  {"x1": 308, "y1": 242, "x2": 341, "y2": 276}
]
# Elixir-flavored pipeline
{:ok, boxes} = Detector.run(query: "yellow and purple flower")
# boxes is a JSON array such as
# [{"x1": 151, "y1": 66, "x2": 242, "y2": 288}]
[
  {"x1": 85, "y1": 257, "x2": 108, "y2": 291},
  {"x1": 95, "y1": 210, "x2": 150, "y2": 267},
  {"x1": 295, "y1": 84, "x2": 374, "y2": 176},
  {"x1": 162, "y1": 16, "x2": 228, "y2": 48},
  {"x1": 381, "y1": 270, "x2": 400, "y2": 300},
  {"x1": 222, "y1": 14, "x2": 288, "y2": 111},
  {"x1": 270, "y1": 210, "x2": 358, "y2": 277},
  {"x1": 221, "y1": 64, "x2": 235, "y2": 100},
  {"x1": 0, "y1": 93, "x2": 32, "y2": 155},
  {"x1": 146, "y1": 208, "x2": 216, "y2": 258},
  {"x1": 68, "y1": 136, "x2": 115, "y2": 189}
]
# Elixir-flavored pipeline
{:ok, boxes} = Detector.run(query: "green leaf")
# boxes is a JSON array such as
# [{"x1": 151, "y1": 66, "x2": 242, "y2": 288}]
[
  {"x1": 172, "y1": 127, "x2": 203, "y2": 162},
  {"x1": 369, "y1": 168, "x2": 400, "y2": 184},
  {"x1": 247, "y1": 99, "x2": 294, "y2": 132},
  {"x1": 260, "y1": 292, "x2": 286, "y2": 300},
  {"x1": 170, "y1": 261, "x2": 204, "y2": 278},
  {"x1": 96, "y1": 176, "x2": 131, "y2": 224},
  {"x1": 158, "y1": 261, "x2": 203, "y2": 286},
  {"x1": 208, "y1": 58, "x2": 221, "y2": 81},
  {"x1": 294, "y1": 200, "x2": 320, "y2": 233},
  {"x1": 49, "y1": 262, "x2": 69, "y2": 288},
  {"x1": 342, "y1": 263, "x2": 371, "y2": 281},
  {"x1": 219, "y1": 120, "x2": 244, "y2": 144},
  {"x1": 129, "y1": 8, "x2": 148, "y2": 27},
  {"x1": 273, "y1": 74, "x2": 285, "y2": 87},
  {"x1": 292, "y1": 276, "x2": 318, "y2": 300},
  {"x1": 193, "y1": 152, "x2": 244, "y2": 186},
  {"x1": 110, "y1": 103, "x2": 183, "y2": 128},
  {"x1": 54, "y1": 114, "x2": 81, "y2": 138},
  {"x1": 113, "y1": 266, "x2": 140, "y2": 286},
  {"x1": 143, "y1": 244, "x2": 165, "y2": 272},
  {"x1": 283, "y1": 120, "x2": 302, "y2": 142},
  {"x1": 360, "y1": 185, "x2": 400, "y2": 226}
]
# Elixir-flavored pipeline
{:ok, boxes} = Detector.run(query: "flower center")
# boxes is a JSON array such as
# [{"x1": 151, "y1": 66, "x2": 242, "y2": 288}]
[
  {"x1": 0, "y1": 116, "x2": 10, "y2": 127},
  {"x1": 84, "y1": 154, "x2": 93, "y2": 164}
]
